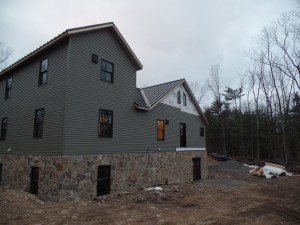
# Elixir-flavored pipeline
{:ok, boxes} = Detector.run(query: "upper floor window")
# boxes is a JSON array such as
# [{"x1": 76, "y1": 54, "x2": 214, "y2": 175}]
[
  {"x1": 5, "y1": 77, "x2": 12, "y2": 99},
  {"x1": 200, "y1": 127, "x2": 205, "y2": 137},
  {"x1": 39, "y1": 58, "x2": 48, "y2": 86},
  {"x1": 98, "y1": 109, "x2": 113, "y2": 137},
  {"x1": 177, "y1": 91, "x2": 181, "y2": 104},
  {"x1": 157, "y1": 120, "x2": 165, "y2": 140},
  {"x1": 1, "y1": 117, "x2": 8, "y2": 141},
  {"x1": 33, "y1": 108, "x2": 44, "y2": 138},
  {"x1": 101, "y1": 60, "x2": 114, "y2": 83},
  {"x1": 183, "y1": 92, "x2": 187, "y2": 106}
]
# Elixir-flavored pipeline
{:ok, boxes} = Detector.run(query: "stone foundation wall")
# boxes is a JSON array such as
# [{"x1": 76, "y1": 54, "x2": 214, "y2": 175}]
[{"x1": 0, "y1": 151, "x2": 207, "y2": 201}]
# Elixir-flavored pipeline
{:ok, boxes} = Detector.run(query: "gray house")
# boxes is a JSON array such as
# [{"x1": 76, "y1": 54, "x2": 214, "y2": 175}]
[{"x1": 0, "y1": 22, "x2": 208, "y2": 201}]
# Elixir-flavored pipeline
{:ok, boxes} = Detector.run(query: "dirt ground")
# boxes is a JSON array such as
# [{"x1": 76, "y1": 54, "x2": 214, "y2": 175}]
[{"x1": 0, "y1": 158, "x2": 300, "y2": 225}]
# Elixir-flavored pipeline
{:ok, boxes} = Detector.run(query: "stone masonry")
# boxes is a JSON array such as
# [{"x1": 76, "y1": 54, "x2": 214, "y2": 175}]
[{"x1": 0, "y1": 151, "x2": 207, "y2": 201}]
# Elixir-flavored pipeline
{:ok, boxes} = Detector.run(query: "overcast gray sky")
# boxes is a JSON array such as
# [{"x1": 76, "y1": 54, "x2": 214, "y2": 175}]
[{"x1": 0, "y1": 0, "x2": 297, "y2": 104}]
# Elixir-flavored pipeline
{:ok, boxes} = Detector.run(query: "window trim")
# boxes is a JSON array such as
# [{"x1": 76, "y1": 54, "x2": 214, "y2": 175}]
[
  {"x1": 157, "y1": 119, "x2": 165, "y2": 140},
  {"x1": 177, "y1": 90, "x2": 181, "y2": 104},
  {"x1": 200, "y1": 127, "x2": 205, "y2": 137},
  {"x1": 38, "y1": 58, "x2": 48, "y2": 86},
  {"x1": 1, "y1": 117, "x2": 8, "y2": 141},
  {"x1": 33, "y1": 108, "x2": 44, "y2": 138},
  {"x1": 5, "y1": 77, "x2": 12, "y2": 99},
  {"x1": 98, "y1": 109, "x2": 113, "y2": 137},
  {"x1": 101, "y1": 59, "x2": 114, "y2": 83}
]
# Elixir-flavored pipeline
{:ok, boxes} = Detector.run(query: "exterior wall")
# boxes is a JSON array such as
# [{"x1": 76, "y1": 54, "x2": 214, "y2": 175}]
[
  {"x1": 63, "y1": 29, "x2": 138, "y2": 154},
  {"x1": 0, "y1": 42, "x2": 68, "y2": 154},
  {"x1": 161, "y1": 84, "x2": 200, "y2": 116},
  {"x1": 0, "y1": 151, "x2": 207, "y2": 201}
]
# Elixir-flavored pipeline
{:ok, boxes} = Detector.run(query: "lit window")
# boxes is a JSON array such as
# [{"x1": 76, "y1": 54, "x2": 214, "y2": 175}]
[
  {"x1": 33, "y1": 108, "x2": 44, "y2": 138},
  {"x1": 99, "y1": 109, "x2": 113, "y2": 137},
  {"x1": 1, "y1": 117, "x2": 8, "y2": 140},
  {"x1": 5, "y1": 77, "x2": 12, "y2": 99},
  {"x1": 157, "y1": 120, "x2": 165, "y2": 140},
  {"x1": 39, "y1": 58, "x2": 48, "y2": 86},
  {"x1": 101, "y1": 60, "x2": 114, "y2": 83}
]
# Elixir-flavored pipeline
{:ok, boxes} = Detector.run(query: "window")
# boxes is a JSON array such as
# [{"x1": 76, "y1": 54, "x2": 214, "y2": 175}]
[
  {"x1": 1, "y1": 118, "x2": 8, "y2": 141},
  {"x1": 200, "y1": 127, "x2": 205, "y2": 137},
  {"x1": 177, "y1": 90, "x2": 181, "y2": 104},
  {"x1": 5, "y1": 77, "x2": 12, "y2": 99},
  {"x1": 39, "y1": 58, "x2": 48, "y2": 85},
  {"x1": 33, "y1": 108, "x2": 44, "y2": 138},
  {"x1": 101, "y1": 60, "x2": 114, "y2": 83},
  {"x1": 0, "y1": 163, "x2": 2, "y2": 185},
  {"x1": 97, "y1": 165, "x2": 111, "y2": 196},
  {"x1": 157, "y1": 120, "x2": 165, "y2": 140},
  {"x1": 30, "y1": 167, "x2": 39, "y2": 195},
  {"x1": 193, "y1": 158, "x2": 201, "y2": 180},
  {"x1": 183, "y1": 92, "x2": 187, "y2": 106},
  {"x1": 98, "y1": 109, "x2": 113, "y2": 137}
]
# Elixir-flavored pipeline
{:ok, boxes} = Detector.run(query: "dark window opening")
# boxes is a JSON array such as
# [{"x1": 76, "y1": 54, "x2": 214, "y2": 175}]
[
  {"x1": 101, "y1": 60, "x2": 114, "y2": 83},
  {"x1": 193, "y1": 158, "x2": 201, "y2": 180},
  {"x1": 33, "y1": 108, "x2": 44, "y2": 138},
  {"x1": 97, "y1": 165, "x2": 111, "y2": 196},
  {"x1": 177, "y1": 90, "x2": 181, "y2": 104},
  {"x1": 180, "y1": 123, "x2": 186, "y2": 147},
  {"x1": 157, "y1": 120, "x2": 165, "y2": 140},
  {"x1": 0, "y1": 163, "x2": 2, "y2": 185},
  {"x1": 200, "y1": 127, "x2": 205, "y2": 137},
  {"x1": 30, "y1": 167, "x2": 39, "y2": 195},
  {"x1": 39, "y1": 58, "x2": 48, "y2": 86},
  {"x1": 1, "y1": 117, "x2": 8, "y2": 141},
  {"x1": 98, "y1": 109, "x2": 113, "y2": 137},
  {"x1": 5, "y1": 77, "x2": 12, "y2": 99},
  {"x1": 183, "y1": 92, "x2": 187, "y2": 106}
]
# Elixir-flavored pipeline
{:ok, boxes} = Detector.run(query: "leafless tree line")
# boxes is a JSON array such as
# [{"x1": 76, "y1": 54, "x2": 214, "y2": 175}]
[{"x1": 203, "y1": 10, "x2": 300, "y2": 164}]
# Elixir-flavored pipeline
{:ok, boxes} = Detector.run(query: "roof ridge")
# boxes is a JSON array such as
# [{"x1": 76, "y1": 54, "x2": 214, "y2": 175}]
[{"x1": 140, "y1": 78, "x2": 185, "y2": 90}]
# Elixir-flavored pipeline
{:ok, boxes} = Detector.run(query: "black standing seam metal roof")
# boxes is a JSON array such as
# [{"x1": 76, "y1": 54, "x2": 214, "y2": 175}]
[{"x1": 135, "y1": 79, "x2": 184, "y2": 109}]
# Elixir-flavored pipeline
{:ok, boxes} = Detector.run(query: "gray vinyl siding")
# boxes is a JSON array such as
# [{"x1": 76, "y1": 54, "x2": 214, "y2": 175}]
[
  {"x1": 0, "y1": 43, "x2": 68, "y2": 154},
  {"x1": 63, "y1": 29, "x2": 138, "y2": 154},
  {"x1": 1, "y1": 28, "x2": 205, "y2": 155},
  {"x1": 63, "y1": 29, "x2": 205, "y2": 154}
]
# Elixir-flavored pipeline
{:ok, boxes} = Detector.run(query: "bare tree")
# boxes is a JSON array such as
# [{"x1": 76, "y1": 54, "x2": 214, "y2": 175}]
[
  {"x1": 0, "y1": 41, "x2": 13, "y2": 71},
  {"x1": 188, "y1": 81, "x2": 209, "y2": 105},
  {"x1": 207, "y1": 64, "x2": 227, "y2": 154}
]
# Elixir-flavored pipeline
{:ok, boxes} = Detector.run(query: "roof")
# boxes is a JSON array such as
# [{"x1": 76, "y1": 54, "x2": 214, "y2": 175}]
[
  {"x1": 135, "y1": 79, "x2": 209, "y2": 125},
  {"x1": 0, "y1": 22, "x2": 142, "y2": 78}
]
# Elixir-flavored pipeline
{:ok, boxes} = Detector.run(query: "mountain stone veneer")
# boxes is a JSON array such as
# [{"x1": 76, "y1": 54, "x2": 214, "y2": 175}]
[{"x1": 0, "y1": 151, "x2": 207, "y2": 201}]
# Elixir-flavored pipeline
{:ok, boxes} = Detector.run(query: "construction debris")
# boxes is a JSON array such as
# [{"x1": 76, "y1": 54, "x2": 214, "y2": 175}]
[{"x1": 247, "y1": 162, "x2": 293, "y2": 178}]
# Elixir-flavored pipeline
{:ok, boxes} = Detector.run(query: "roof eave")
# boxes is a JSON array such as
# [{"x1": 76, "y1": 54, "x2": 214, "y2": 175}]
[
  {"x1": 68, "y1": 22, "x2": 143, "y2": 70},
  {"x1": 134, "y1": 104, "x2": 150, "y2": 111},
  {"x1": 182, "y1": 81, "x2": 209, "y2": 125},
  {"x1": 0, "y1": 22, "x2": 142, "y2": 78},
  {"x1": 0, "y1": 31, "x2": 69, "y2": 77}
]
